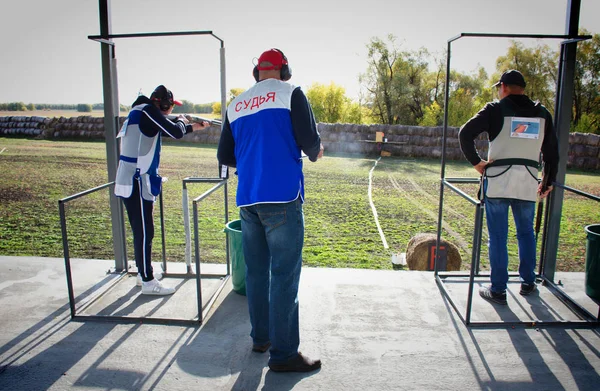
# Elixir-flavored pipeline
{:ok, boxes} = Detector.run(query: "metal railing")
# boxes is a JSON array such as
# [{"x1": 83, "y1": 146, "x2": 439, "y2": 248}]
[
  {"x1": 184, "y1": 177, "x2": 231, "y2": 324},
  {"x1": 435, "y1": 178, "x2": 600, "y2": 328},
  {"x1": 59, "y1": 178, "x2": 230, "y2": 326}
]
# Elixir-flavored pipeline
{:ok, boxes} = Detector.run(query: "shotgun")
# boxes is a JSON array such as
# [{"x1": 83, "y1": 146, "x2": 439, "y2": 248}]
[
  {"x1": 167, "y1": 114, "x2": 222, "y2": 126},
  {"x1": 535, "y1": 173, "x2": 549, "y2": 243}
]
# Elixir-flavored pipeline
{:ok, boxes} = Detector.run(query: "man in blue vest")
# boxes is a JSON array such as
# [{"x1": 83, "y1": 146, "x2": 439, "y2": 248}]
[
  {"x1": 459, "y1": 70, "x2": 559, "y2": 305},
  {"x1": 217, "y1": 48, "x2": 323, "y2": 372},
  {"x1": 115, "y1": 85, "x2": 208, "y2": 295}
]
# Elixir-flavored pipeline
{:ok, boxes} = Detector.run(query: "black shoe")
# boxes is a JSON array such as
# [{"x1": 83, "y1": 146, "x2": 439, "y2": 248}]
[
  {"x1": 268, "y1": 352, "x2": 322, "y2": 373},
  {"x1": 252, "y1": 341, "x2": 271, "y2": 353},
  {"x1": 479, "y1": 286, "x2": 507, "y2": 305},
  {"x1": 520, "y1": 282, "x2": 537, "y2": 296}
]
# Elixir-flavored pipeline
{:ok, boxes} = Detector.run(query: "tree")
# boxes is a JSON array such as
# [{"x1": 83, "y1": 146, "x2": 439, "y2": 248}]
[
  {"x1": 494, "y1": 41, "x2": 558, "y2": 113},
  {"x1": 419, "y1": 101, "x2": 443, "y2": 127},
  {"x1": 573, "y1": 30, "x2": 600, "y2": 133},
  {"x1": 6, "y1": 102, "x2": 27, "y2": 111},
  {"x1": 77, "y1": 104, "x2": 92, "y2": 112},
  {"x1": 193, "y1": 103, "x2": 214, "y2": 114},
  {"x1": 212, "y1": 88, "x2": 246, "y2": 115},
  {"x1": 229, "y1": 88, "x2": 245, "y2": 101},
  {"x1": 212, "y1": 101, "x2": 222, "y2": 116},
  {"x1": 447, "y1": 67, "x2": 489, "y2": 126},
  {"x1": 362, "y1": 35, "x2": 437, "y2": 125},
  {"x1": 305, "y1": 82, "x2": 369, "y2": 124},
  {"x1": 306, "y1": 82, "x2": 346, "y2": 123},
  {"x1": 360, "y1": 35, "x2": 402, "y2": 124},
  {"x1": 172, "y1": 99, "x2": 194, "y2": 114}
]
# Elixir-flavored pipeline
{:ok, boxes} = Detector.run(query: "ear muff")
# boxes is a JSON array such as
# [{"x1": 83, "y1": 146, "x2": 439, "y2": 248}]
[
  {"x1": 151, "y1": 85, "x2": 174, "y2": 111},
  {"x1": 253, "y1": 49, "x2": 292, "y2": 82},
  {"x1": 159, "y1": 100, "x2": 172, "y2": 111},
  {"x1": 275, "y1": 49, "x2": 292, "y2": 81}
]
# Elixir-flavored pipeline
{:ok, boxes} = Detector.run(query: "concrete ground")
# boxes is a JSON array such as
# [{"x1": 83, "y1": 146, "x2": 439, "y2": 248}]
[{"x1": 0, "y1": 255, "x2": 599, "y2": 391}]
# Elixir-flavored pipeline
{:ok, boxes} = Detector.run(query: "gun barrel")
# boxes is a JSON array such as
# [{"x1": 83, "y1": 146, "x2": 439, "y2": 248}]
[{"x1": 168, "y1": 114, "x2": 222, "y2": 126}]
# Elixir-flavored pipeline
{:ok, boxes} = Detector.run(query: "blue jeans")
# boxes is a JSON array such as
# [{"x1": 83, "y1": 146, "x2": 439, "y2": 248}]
[
  {"x1": 485, "y1": 198, "x2": 537, "y2": 293},
  {"x1": 240, "y1": 198, "x2": 304, "y2": 363}
]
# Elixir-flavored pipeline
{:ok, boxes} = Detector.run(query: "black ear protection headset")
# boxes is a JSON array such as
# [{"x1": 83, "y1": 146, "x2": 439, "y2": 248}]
[
  {"x1": 157, "y1": 99, "x2": 172, "y2": 112},
  {"x1": 253, "y1": 48, "x2": 292, "y2": 82},
  {"x1": 151, "y1": 85, "x2": 174, "y2": 111}
]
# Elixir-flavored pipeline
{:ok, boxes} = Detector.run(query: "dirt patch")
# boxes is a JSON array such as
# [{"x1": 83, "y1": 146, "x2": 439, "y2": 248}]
[{"x1": 0, "y1": 187, "x2": 35, "y2": 203}]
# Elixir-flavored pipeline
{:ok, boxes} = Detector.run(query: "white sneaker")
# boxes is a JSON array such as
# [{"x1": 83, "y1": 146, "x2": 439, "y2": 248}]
[
  {"x1": 141, "y1": 279, "x2": 175, "y2": 296},
  {"x1": 136, "y1": 271, "x2": 163, "y2": 287}
]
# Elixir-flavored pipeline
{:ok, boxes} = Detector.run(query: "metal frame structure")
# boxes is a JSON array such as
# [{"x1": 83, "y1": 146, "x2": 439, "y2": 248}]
[
  {"x1": 434, "y1": 31, "x2": 597, "y2": 328},
  {"x1": 90, "y1": 0, "x2": 227, "y2": 271},
  {"x1": 59, "y1": 1, "x2": 231, "y2": 325},
  {"x1": 59, "y1": 179, "x2": 231, "y2": 325},
  {"x1": 187, "y1": 177, "x2": 232, "y2": 323}
]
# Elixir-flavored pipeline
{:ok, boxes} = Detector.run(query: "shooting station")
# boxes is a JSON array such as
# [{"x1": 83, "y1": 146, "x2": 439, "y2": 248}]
[
  {"x1": 434, "y1": 17, "x2": 600, "y2": 327},
  {"x1": 54, "y1": 1, "x2": 600, "y2": 331},
  {"x1": 4, "y1": 1, "x2": 600, "y2": 390},
  {"x1": 58, "y1": 1, "x2": 230, "y2": 325}
]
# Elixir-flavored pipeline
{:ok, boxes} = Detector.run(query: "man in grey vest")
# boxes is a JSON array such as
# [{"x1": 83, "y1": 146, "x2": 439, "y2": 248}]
[{"x1": 459, "y1": 70, "x2": 559, "y2": 305}]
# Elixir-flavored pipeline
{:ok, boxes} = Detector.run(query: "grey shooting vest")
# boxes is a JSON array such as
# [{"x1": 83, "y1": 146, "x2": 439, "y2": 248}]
[{"x1": 484, "y1": 106, "x2": 545, "y2": 202}]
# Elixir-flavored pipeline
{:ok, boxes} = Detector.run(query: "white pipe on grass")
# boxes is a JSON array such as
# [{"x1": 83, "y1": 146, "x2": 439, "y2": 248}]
[{"x1": 369, "y1": 157, "x2": 388, "y2": 249}]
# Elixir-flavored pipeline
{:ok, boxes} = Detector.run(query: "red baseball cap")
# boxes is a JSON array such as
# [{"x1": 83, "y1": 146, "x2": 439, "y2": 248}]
[{"x1": 257, "y1": 49, "x2": 287, "y2": 71}]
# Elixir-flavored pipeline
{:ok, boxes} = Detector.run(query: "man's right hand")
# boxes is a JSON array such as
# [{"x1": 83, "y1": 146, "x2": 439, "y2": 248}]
[
  {"x1": 316, "y1": 143, "x2": 324, "y2": 160},
  {"x1": 474, "y1": 159, "x2": 491, "y2": 175}
]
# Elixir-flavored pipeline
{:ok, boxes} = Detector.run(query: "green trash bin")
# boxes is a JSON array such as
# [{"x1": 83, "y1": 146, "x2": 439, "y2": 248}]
[
  {"x1": 584, "y1": 224, "x2": 600, "y2": 301},
  {"x1": 225, "y1": 219, "x2": 246, "y2": 296}
]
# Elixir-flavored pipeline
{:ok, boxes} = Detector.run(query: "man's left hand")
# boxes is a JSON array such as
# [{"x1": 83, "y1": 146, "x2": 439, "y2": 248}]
[{"x1": 192, "y1": 121, "x2": 210, "y2": 131}]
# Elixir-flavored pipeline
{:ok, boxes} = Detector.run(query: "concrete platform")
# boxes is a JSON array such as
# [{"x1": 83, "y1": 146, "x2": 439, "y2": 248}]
[{"x1": 0, "y1": 255, "x2": 599, "y2": 390}]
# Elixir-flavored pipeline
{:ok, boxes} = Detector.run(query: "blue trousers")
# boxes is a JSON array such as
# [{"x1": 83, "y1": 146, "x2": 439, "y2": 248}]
[
  {"x1": 485, "y1": 198, "x2": 537, "y2": 293},
  {"x1": 240, "y1": 198, "x2": 304, "y2": 363},
  {"x1": 122, "y1": 178, "x2": 156, "y2": 282}
]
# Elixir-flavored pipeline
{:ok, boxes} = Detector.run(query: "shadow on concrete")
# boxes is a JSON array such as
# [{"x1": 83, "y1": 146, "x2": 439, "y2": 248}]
[
  {"x1": 517, "y1": 292, "x2": 600, "y2": 390},
  {"x1": 0, "y1": 273, "x2": 190, "y2": 391},
  {"x1": 440, "y1": 286, "x2": 600, "y2": 391},
  {"x1": 0, "y1": 272, "x2": 118, "y2": 369},
  {"x1": 175, "y1": 290, "x2": 319, "y2": 390}
]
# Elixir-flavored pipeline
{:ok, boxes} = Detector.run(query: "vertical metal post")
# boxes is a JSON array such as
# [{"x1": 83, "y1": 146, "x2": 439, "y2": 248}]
[
  {"x1": 435, "y1": 40, "x2": 452, "y2": 275},
  {"x1": 183, "y1": 181, "x2": 192, "y2": 273},
  {"x1": 542, "y1": 0, "x2": 581, "y2": 281},
  {"x1": 465, "y1": 203, "x2": 484, "y2": 325},
  {"x1": 159, "y1": 191, "x2": 167, "y2": 272},
  {"x1": 99, "y1": 0, "x2": 127, "y2": 271},
  {"x1": 219, "y1": 45, "x2": 227, "y2": 127},
  {"x1": 193, "y1": 201, "x2": 203, "y2": 323},
  {"x1": 224, "y1": 181, "x2": 230, "y2": 275},
  {"x1": 59, "y1": 201, "x2": 76, "y2": 318}
]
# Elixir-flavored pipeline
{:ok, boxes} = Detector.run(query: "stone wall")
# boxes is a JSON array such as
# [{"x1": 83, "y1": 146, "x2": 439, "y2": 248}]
[{"x1": 1, "y1": 116, "x2": 599, "y2": 170}]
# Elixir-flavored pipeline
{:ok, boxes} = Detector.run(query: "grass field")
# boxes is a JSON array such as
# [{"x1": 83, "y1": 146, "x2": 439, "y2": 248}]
[{"x1": 0, "y1": 137, "x2": 598, "y2": 272}]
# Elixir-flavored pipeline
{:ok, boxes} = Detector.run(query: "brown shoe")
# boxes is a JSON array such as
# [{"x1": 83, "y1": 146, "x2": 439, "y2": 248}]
[
  {"x1": 252, "y1": 341, "x2": 271, "y2": 353},
  {"x1": 268, "y1": 352, "x2": 321, "y2": 373}
]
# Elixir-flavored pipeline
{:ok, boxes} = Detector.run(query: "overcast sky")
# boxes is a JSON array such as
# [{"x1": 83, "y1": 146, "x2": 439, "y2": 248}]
[{"x1": 1, "y1": 0, "x2": 599, "y2": 106}]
